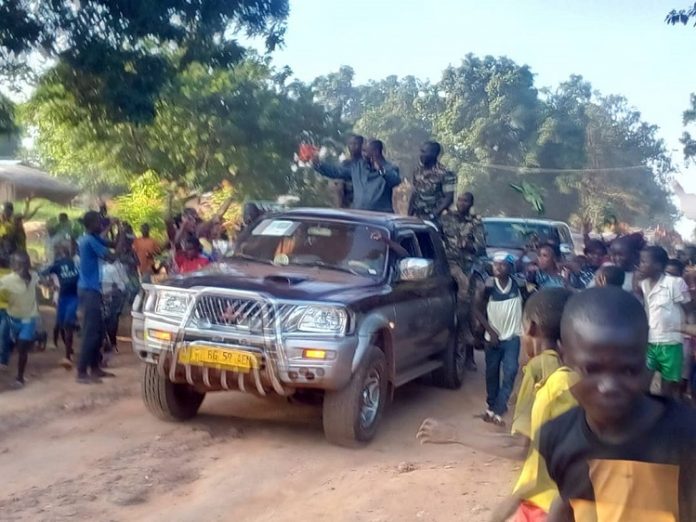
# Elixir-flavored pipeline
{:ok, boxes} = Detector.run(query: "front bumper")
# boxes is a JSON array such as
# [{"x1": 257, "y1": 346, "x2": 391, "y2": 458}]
[{"x1": 132, "y1": 286, "x2": 358, "y2": 395}]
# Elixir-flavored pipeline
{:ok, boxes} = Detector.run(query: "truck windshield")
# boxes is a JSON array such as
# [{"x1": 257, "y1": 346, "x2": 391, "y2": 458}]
[
  {"x1": 484, "y1": 221, "x2": 559, "y2": 249},
  {"x1": 231, "y1": 218, "x2": 389, "y2": 278}
]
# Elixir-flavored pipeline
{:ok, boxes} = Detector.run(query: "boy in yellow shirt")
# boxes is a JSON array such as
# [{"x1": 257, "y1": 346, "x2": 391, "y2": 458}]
[
  {"x1": 0, "y1": 252, "x2": 39, "y2": 388},
  {"x1": 417, "y1": 289, "x2": 576, "y2": 521},
  {"x1": 0, "y1": 252, "x2": 12, "y2": 368}
]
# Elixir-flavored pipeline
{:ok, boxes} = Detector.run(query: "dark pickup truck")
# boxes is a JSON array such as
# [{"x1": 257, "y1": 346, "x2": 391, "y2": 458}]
[{"x1": 132, "y1": 208, "x2": 462, "y2": 446}]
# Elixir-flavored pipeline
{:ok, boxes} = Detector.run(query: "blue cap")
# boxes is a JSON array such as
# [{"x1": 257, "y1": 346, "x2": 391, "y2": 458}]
[{"x1": 492, "y1": 253, "x2": 516, "y2": 266}]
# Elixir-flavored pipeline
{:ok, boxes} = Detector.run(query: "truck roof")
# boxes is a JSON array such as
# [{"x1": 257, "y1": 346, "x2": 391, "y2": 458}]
[{"x1": 272, "y1": 208, "x2": 426, "y2": 229}]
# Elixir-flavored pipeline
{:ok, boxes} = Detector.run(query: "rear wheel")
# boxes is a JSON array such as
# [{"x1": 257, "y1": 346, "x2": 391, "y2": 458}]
[
  {"x1": 141, "y1": 364, "x2": 205, "y2": 421},
  {"x1": 322, "y1": 345, "x2": 388, "y2": 447}
]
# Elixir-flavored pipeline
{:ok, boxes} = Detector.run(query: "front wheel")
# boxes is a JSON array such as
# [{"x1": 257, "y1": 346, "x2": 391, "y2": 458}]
[
  {"x1": 141, "y1": 364, "x2": 206, "y2": 421},
  {"x1": 322, "y1": 345, "x2": 388, "y2": 447}
]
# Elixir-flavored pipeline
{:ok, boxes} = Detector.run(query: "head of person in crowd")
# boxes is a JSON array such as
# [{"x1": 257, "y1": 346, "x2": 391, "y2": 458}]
[
  {"x1": 666, "y1": 258, "x2": 685, "y2": 278},
  {"x1": 83, "y1": 210, "x2": 104, "y2": 236},
  {"x1": 492, "y1": 253, "x2": 515, "y2": 281},
  {"x1": 243, "y1": 202, "x2": 262, "y2": 226},
  {"x1": 560, "y1": 287, "x2": 649, "y2": 426},
  {"x1": 10, "y1": 250, "x2": 31, "y2": 277},
  {"x1": 522, "y1": 288, "x2": 574, "y2": 359},
  {"x1": 609, "y1": 234, "x2": 644, "y2": 273},
  {"x1": 419, "y1": 141, "x2": 442, "y2": 170},
  {"x1": 140, "y1": 223, "x2": 151, "y2": 238},
  {"x1": 2, "y1": 202, "x2": 13, "y2": 221},
  {"x1": 584, "y1": 239, "x2": 607, "y2": 271},
  {"x1": 54, "y1": 242, "x2": 70, "y2": 261},
  {"x1": 685, "y1": 245, "x2": 696, "y2": 266},
  {"x1": 676, "y1": 249, "x2": 689, "y2": 266},
  {"x1": 456, "y1": 192, "x2": 475, "y2": 216},
  {"x1": 347, "y1": 134, "x2": 364, "y2": 162},
  {"x1": 639, "y1": 245, "x2": 668, "y2": 282},
  {"x1": 58, "y1": 212, "x2": 69, "y2": 225},
  {"x1": 537, "y1": 243, "x2": 560, "y2": 274},
  {"x1": 365, "y1": 139, "x2": 385, "y2": 164},
  {"x1": 183, "y1": 236, "x2": 203, "y2": 260},
  {"x1": 595, "y1": 264, "x2": 625, "y2": 288}
]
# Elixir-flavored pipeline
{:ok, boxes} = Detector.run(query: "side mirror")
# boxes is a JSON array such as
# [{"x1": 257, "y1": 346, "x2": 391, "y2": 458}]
[
  {"x1": 560, "y1": 243, "x2": 572, "y2": 256},
  {"x1": 398, "y1": 258, "x2": 433, "y2": 282}
]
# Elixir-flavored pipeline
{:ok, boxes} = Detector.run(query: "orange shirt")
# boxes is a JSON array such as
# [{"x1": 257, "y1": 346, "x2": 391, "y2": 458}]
[{"x1": 133, "y1": 237, "x2": 160, "y2": 274}]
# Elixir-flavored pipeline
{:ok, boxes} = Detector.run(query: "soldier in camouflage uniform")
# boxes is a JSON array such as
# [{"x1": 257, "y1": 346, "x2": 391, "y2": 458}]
[
  {"x1": 408, "y1": 141, "x2": 456, "y2": 223},
  {"x1": 440, "y1": 192, "x2": 486, "y2": 371}
]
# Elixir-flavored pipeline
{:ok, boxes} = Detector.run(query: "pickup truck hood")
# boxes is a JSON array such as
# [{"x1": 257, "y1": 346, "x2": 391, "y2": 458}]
[{"x1": 161, "y1": 260, "x2": 386, "y2": 302}]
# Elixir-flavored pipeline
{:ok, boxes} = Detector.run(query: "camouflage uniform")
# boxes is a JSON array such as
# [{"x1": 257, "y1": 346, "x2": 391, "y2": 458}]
[
  {"x1": 410, "y1": 163, "x2": 457, "y2": 220},
  {"x1": 441, "y1": 211, "x2": 486, "y2": 354}
]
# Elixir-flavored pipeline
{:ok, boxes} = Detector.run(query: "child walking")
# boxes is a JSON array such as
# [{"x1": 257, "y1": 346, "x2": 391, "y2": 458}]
[
  {"x1": 639, "y1": 246, "x2": 691, "y2": 398},
  {"x1": 41, "y1": 243, "x2": 79, "y2": 369},
  {"x1": 539, "y1": 287, "x2": 696, "y2": 521},
  {"x1": 474, "y1": 253, "x2": 524, "y2": 425},
  {"x1": 510, "y1": 289, "x2": 573, "y2": 439},
  {"x1": 0, "y1": 252, "x2": 13, "y2": 369},
  {"x1": 417, "y1": 289, "x2": 575, "y2": 522},
  {"x1": 0, "y1": 252, "x2": 39, "y2": 388}
]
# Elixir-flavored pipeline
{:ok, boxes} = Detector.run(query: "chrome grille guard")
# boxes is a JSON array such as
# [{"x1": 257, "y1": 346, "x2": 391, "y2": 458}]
[{"x1": 141, "y1": 284, "x2": 293, "y2": 396}]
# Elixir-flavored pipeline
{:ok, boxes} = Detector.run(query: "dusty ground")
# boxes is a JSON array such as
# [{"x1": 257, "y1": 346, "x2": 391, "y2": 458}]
[{"x1": 0, "y1": 311, "x2": 517, "y2": 522}]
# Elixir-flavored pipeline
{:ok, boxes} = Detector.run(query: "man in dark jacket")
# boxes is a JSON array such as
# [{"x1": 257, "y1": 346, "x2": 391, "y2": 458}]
[{"x1": 313, "y1": 139, "x2": 401, "y2": 213}]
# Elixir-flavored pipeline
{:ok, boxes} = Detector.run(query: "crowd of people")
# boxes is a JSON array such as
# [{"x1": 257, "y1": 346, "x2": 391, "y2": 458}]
[
  {"x1": 0, "y1": 194, "x2": 242, "y2": 388},
  {"x1": 312, "y1": 135, "x2": 696, "y2": 520},
  {"x1": 1, "y1": 133, "x2": 695, "y2": 518}
]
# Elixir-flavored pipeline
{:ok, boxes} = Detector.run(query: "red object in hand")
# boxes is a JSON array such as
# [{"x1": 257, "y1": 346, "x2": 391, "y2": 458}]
[{"x1": 298, "y1": 143, "x2": 318, "y2": 162}]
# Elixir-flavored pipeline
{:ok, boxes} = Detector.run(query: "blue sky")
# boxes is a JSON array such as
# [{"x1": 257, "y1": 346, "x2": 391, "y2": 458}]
[{"x1": 268, "y1": 0, "x2": 696, "y2": 230}]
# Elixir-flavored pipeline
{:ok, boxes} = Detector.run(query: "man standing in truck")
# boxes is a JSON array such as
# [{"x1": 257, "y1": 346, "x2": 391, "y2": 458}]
[
  {"x1": 312, "y1": 139, "x2": 401, "y2": 213},
  {"x1": 441, "y1": 192, "x2": 486, "y2": 371},
  {"x1": 409, "y1": 141, "x2": 456, "y2": 224}
]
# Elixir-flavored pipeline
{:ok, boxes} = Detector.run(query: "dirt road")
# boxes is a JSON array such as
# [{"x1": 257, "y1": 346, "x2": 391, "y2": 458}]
[{"x1": 0, "y1": 329, "x2": 516, "y2": 522}]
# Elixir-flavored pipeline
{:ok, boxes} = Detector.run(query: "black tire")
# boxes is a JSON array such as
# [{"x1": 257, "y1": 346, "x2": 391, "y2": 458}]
[
  {"x1": 141, "y1": 364, "x2": 205, "y2": 421},
  {"x1": 322, "y1": 345, "x2": 388, "y2": 447},
  {"x1": 432, "y1": 321, "x2": 466, "y2": 389}
]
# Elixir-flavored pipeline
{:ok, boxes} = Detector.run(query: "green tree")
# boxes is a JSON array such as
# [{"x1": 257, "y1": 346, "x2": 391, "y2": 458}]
[
  {"x1": 23, "y1": 57, "x2": 341, "y2": 200},
  {"x1": 1, "y1": 1, "x2": 289, "y2": 123},
  {"x1": 681, "y1": 94, "x2": 696, "y2": 161},
  {"x1": 0, "y1": 93, "x2": 19, "y2": 157},
  {"x1": 666, "y1": 3, "x2": 696, "y2": 26}
]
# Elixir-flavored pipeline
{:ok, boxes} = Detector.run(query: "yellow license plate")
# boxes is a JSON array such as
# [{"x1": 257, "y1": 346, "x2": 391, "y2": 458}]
[{"x1": 178, "y1": 345, "x2": 258, "y2": 373}]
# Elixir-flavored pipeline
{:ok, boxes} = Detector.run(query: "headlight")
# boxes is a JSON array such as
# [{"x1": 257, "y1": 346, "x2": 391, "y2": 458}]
[
  {"x1": 296, "y1": 306, "x2": 348, "y2": 334},
  {"x1": 154, "y1": 291, "x2": 190, "y2": 316}
]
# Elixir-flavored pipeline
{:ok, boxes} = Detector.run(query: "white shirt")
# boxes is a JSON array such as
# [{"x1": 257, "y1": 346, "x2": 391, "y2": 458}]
[
  {"x1": 485, "y1": 277, "x2": 523, "y2": 342},
  {"x1": 641, "y1": 274, "x2": 690, "y2": 344},
  {"x1": 101, "y1": 261, "x2": 128, "y2": 294}
]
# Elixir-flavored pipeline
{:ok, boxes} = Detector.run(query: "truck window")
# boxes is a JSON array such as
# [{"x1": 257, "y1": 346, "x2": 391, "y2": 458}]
[
  {"x1": 415, "y1": 229, "x2": 448, "y2": 276},
  {"x1": 397, "y1": 232, "x2": 421, "y2": 257}
]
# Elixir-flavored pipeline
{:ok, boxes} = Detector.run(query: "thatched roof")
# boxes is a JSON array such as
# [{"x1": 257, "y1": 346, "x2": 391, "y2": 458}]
[{"x1": 0, "y1": 161, "x2": 79, "y2": 205}]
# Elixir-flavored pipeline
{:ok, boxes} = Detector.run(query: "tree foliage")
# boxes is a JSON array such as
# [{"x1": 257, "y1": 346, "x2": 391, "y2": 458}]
[
  {"x1": 23, "y1": 49, "x2": 677, "y2": 229},
  {"x1": 311, "y1": 57, "x2": 677, "y2": 227},
  {"x1": 22, "y1": 57, "x2": 340, "y2": 200},
  {"x1": 1, "y1": 0, "x2": 289, "y2": 123},
  {"x1": 682, "y1": 94, "x2": 696, "y2": 162},
  {"x1": 666, "y1": 3, "x2": 696, "y2": 26}
]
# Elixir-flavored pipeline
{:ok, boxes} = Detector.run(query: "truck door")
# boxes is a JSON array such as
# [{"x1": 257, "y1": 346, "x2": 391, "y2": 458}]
[
  {"x1": 414, "y1": 227, "x2": 456, "y2": 357},
  {"x1": 390, "y1": 230, "x2": 432, "y2": 372}
]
